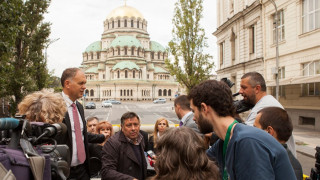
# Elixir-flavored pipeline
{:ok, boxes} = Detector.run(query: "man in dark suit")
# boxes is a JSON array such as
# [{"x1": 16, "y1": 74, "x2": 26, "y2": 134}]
[
  {"x1": 60, "y1": 68, "x2": 90, "y2": 180},
  {"x1": 174, "y1": 95, "x2": 200, "y2": 133}
]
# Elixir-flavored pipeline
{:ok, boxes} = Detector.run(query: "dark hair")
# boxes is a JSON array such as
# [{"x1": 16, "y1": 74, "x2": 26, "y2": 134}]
[
  {"x1": 258, "y1": 107, "x2": 292, "y2": 142},
  {"x1": 87, "y1": 116, "x2": 99, "y2": 123},
  {"x1": 241, "y1": 72, "x2": 266, "y2": 91},
  {"x1": 188, "y1": 80, "x2": 235, "y2": 117},
  {"x1": 120, "y1": 112, "x2": 140, "y2": 126},
  {"x1": 174, "y1": 95, "x2": 191, "y2": 110},
  {"x1": 153, "y1": 127, "x2": 220, "y2": 180},
  {"x1": 61, "y1": 68, "x2": 80, "y2": 87}
]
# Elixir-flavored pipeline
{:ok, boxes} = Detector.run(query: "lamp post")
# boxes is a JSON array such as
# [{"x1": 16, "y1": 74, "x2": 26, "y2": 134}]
[
  {"x1": 270, "y1": 0, "x2": 279, "y2": 100},
  {"x1": 45, "y1": 38, "x2": 60, "y2": 63}
]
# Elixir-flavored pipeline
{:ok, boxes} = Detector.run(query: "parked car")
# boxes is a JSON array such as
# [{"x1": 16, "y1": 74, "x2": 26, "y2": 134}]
[
  {"x1": 153, "y1": 98, "x2": 166, "y2": 104},
  {"x1": 109, "y1": 99, "x2": 121, "y2": 104},
  {"x1": 102, "y1": 100, "x2": 112, "y2": 108},
  {"x1": 85, "y1": 102, "x2": 96, "y2": 109}
]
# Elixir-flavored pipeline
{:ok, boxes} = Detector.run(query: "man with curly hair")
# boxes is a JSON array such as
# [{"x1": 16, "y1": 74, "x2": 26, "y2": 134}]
[{"x1": 188, "y1": 80, "x2": 295, "y2": 180}]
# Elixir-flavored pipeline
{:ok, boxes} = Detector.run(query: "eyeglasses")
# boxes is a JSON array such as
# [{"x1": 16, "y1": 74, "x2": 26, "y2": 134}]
[{"x1": 158, "y1": 123, "x2": 167, "y2": 126}]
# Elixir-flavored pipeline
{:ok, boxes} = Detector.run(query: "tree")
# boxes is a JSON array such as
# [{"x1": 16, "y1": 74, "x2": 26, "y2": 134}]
[
  {"x1": 165, "y1": 0, "x2": 214, "y2": 93},
  {"x1": 0, "y1": 0, "x2": 51, "y2": 115}
]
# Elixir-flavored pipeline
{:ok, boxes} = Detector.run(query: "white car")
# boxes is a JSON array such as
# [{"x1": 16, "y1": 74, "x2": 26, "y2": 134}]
[
  {"x1": 153, "y1": 98, "x2": 166, "y2": 104},
  {"x1": 101, "y1": 101, "x2": 112, "y2": 108}
]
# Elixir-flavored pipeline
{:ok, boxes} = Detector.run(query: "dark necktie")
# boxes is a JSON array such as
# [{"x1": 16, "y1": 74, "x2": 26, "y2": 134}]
[{"x1": 71, "y1": 103, "x2": 86, "y2": 164}]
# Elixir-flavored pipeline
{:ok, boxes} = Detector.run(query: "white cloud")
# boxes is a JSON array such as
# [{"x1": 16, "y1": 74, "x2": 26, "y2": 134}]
[{"x1": 44, "y1": 0, "x2": 217, "y2": 77}]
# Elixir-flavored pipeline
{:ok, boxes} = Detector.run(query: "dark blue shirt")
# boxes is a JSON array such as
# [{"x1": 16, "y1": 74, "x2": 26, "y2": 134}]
[{"x1": 207, "y1": 123, "x2": 296, "y2": 180}]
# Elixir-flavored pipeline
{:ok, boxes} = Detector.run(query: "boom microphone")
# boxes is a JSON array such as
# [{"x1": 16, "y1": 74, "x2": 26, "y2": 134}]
[
  {"x1": 0, "y1": 118, "x2": 21, "y2": 130},
  {"x1": 33, "y1": 123, "x2": 67, "y2": 144}
]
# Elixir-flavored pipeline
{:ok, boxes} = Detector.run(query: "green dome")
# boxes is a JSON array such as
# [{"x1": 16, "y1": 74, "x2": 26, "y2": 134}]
[
  {"x1": 154, "y1": 66, "x2": 168, "y2": 73},
  {"x1": 150, "y1": 41, "x2": 165, "y2": 52},
  {"x1": 112, "y1": 61, "x2": 140, "y2": 70},
  {"x1": 85, "y1": 66, "x2": 98, "y2": 73},
  {"x1": 85, "y1": 41, "x2": 101, "y2": 52},
  {"x1": 109, "y1": 36, "x2": 142, "y2": 48}
]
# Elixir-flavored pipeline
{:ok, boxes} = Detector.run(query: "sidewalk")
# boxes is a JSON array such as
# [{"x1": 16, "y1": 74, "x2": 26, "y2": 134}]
[{"x1": 293, "y1": 127, "x2": 320, "y2": 158}]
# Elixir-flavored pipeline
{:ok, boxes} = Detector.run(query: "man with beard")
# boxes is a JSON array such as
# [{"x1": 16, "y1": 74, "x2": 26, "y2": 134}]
[
  {"x1": 188, "y1": 80, "x2": 295, "y2": 180},
  {"x1": 239, "y1": 72, "x2": 296, "y2": 157}
]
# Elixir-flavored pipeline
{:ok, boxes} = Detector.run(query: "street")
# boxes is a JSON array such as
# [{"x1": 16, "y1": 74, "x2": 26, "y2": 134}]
[{"x1": 85, "y1": 101, "x2": 316, "y2": 176}]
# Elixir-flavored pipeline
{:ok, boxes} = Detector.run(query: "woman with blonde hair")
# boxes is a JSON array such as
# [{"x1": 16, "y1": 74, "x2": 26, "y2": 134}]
[
  {"x1": 151, "y1": 127, "x2": 220, "y2": 180},
  {"x1": 18, "y1": 89, "x2": 67, "y2": 124},
  {"x1": 148, "y1": 117, "x2": 169, "y2": 152}
]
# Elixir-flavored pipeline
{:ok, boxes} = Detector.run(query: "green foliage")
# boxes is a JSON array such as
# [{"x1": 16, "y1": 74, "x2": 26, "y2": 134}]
[
  {"x1": 166, "y1": 0, "x2": 214, "y2": 93},
  {"x1": 0, "y1": 0, "x2": 52, "y2": 115}
]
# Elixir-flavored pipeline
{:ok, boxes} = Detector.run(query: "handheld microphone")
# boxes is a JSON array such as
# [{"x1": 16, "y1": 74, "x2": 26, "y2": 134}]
[
  {"x1": 33, "y1": 123, "x2": 67, "y2": 144},
  {"x1": 0, "y1": 118, "x2": 21, "y2": 130},
  {"x1": 147, "y1": 150, "x2": 156, "y2": 167}
]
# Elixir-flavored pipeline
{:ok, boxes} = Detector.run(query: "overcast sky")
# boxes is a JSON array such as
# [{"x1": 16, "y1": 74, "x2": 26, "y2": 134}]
[{"x1": 44, "y1": 0, "x2": 217, "y2": 77}]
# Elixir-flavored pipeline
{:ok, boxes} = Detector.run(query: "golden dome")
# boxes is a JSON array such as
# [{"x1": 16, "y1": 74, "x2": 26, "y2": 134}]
[{"x1": 107, "y1": 5, "x2": 144, "y2": 19}]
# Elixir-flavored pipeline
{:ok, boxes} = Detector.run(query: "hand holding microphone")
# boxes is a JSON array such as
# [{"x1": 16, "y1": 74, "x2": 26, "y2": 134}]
[{"x1": 147, "y1": 150, "x2": 156, "y2": 167}]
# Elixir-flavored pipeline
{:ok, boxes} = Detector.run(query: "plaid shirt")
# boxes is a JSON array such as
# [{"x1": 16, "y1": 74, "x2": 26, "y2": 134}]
[{"x1": 126, "y1": 133, "x2": 143, "y2": 145}]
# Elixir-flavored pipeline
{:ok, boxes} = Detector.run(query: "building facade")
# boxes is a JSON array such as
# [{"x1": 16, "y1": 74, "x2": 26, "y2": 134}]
[
  {"x1": 80, "y1": 5, "x2": 179, "y2": 102},
  {"x1": 214, "y1": 0, "x2": 320, "y2": 131}
]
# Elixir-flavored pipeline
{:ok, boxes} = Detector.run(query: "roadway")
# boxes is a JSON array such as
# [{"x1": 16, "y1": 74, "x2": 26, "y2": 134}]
[{"x1": 84, "y1": 101, "x2": 316, "y2": 176}]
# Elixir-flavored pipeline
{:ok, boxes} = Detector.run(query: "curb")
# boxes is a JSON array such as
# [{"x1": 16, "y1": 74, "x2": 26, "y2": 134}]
[{"x1": 296, "y1": 150, "x2": 315, "y2": 159}]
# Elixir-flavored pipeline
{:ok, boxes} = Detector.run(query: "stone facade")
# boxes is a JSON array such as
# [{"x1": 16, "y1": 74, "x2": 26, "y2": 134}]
[
  {"x1": 214, "y1": 0, "x2": 320, "y2": 131},
  {"x1": 80, "y1": 5, "x2": 179, "y2": 102}
]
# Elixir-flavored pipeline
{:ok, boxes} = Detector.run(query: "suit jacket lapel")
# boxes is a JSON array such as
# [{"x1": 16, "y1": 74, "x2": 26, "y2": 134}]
[{"x1": 119, "y1": 132, "x2": 140, "y2": 165}]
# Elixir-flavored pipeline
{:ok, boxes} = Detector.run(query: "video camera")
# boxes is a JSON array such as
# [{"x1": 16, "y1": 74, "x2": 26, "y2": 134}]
[
  {"x1": 0, "y1": 116, "x2": 70, "y2": 180},
  {"x1": 220, "y1": 78, "x2": 254, "y2": 114}
]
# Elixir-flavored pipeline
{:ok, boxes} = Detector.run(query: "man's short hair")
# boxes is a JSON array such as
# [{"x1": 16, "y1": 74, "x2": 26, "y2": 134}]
[
  {"x1": 120, "y1": 112, "x2": 140, "y2": 126},
  {"x1": 61, "y1": 68, "x2": 80, "y2": 87},
  {"x1": 188, "y1": 80, "x2": 235, "y2": 117},
  {"x1": 258, "y1": 107, "x2": 293, "y2": 142},
  {"x1": 87, "y1": 116, "x2": 99, "y2": 123},
  {"x1": 174, "y1": 95, "x2": 191, "y2": 110},
  {"x1": 241, "y1": 72, "x2": 266, "y2": 91}
]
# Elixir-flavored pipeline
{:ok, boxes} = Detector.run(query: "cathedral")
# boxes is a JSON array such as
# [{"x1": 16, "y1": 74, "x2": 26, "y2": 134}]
[{"x1": 80, "y1": 4, "x2": 179, "y2": 102}]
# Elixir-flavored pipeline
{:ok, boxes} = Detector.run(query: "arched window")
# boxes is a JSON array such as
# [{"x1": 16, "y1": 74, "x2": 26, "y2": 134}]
[
  {"x1": 113, "y1": 49, "x2": 115, "y2": 56},
  {"x1": 117, "y1": 70, "x2": 120, "y2": 78},
  {"x1": 168, "y1": 89, "x2": 172, "y2": 96},
  {"x1": 137, "y1": 48, "x2": 140, "y2": 56},
  {"x1": 131, "y1": 90, "x2": 133, "y2": 96},
  {"x1": 86, "y1": 53, "x2": 88, "y2": 60},
  {"x1": 141, "y1": 90, "x2": 143, "y2": 96},
  {"x1": 120, "y1": 90, "x2": 122, "y2": 96},
  {"x1": 118, "y1": 20, "x2": 120, "y2": 27},
  {"x1": 85, "y1": 89, "x2": 89, "y2": 97},
  {"x1": 133, "y1": 70, "x2": 135, "y2": 78},
  {"x1": 127, "y1": 89, "x2": 129, "y2": 96},
  {"x1": 91, "y1": 52, "x2": 93, "y2": 59},
  {"x1": 112, "y1": 21, "x2": 114, "y2": 28},
  {"x1": 131, "y1": 20, "x2": 133, "y2": 27},
  {"x1": 125, "y1": 70, "x2": 128, "y2": 78},
  {"x1": 90, "y1": 89, "x2": 94, "y2": 96},
  {"x1": 97, "y1": 52, "x2": 100, "y2": 59},
  {"x1": 137, "y1": 21, "x2": 139, "y2": 28},
  {"x1": 163, "y1": 89, "x2": 167, "y2": 96},
  {"x1": 124, "y1": 47, "x2": 127, "y2": 55},
  {"x1": 158, "y1": 89, "x2": 162, "y2": 96},
  {"x1": 142, "y1": 22, "x2": 144, "y2": 29},
  {"x1": 124, "y1": 90, "x2": 126, "y2": 96},
  {"x1": 117, "y1": 47, "x2": 120, "y2": 55},
  {"x1": 124, "y1": 19, "x2": 127, "y2": 27},
  {"x1": 109, "y1": 90, "x2": 112, "y2": 96},
  {"x1": 151, "y1": 52, "x2": 154, "y2": 59},
  {"x1": 158, "y1": 52, "x2": 160, "y2": 59},
  {"x1": 131, "y1": 47, "x2": 134, "y2": 55}
]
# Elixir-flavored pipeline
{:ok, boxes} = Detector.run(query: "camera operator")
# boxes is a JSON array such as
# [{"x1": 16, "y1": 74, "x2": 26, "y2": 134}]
[
  {"x1": 60, "y1": 67, "x2": 90, "y2": 180},
  {"x1": 239, "y1": 72, "x2": 296, "y2": 157}
]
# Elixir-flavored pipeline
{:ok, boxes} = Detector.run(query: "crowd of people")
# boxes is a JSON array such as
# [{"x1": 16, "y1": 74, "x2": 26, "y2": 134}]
[{"x1": 4, "y1": 68, "x2": 304, "y2": 180}]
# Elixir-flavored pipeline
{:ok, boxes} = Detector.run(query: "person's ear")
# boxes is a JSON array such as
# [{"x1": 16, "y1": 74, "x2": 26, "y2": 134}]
[
  {"x1": 255, "y1": 85, "x2": 261, "y2": 93},
  {"x1": 65, "y1": 79, "x2": 70, "y2": 88},
  {"x1": 266, "y1": 126, "x2": 275, "y2": 136},
  {"x1": 200, "y1": 103, "x2": 208, "y2": 113}
]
